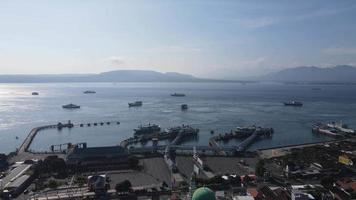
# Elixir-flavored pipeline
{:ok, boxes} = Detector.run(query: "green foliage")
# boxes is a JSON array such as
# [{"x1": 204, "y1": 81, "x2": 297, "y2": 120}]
[
  {"x1": 320, "y1": 176, "x2": 335, "y2": 190},
  {"x1": 48, "y1": 180, "x2": 59, "y2": 189},
  {"x1": 38, "y1": 156, "x2": 68, "y2": 178},
  {"x1": 115, "y1": 180, "x2": 132, "y2": 192},
  {"x1": 128, "y1": 156, "x2": 139, "y2": 168},
  {"x1": 75, "y1": 176, "x2": 87, "y2": 187},
  {"x1": 255, "y1": 160, "x2": 265, "y2": 177}
]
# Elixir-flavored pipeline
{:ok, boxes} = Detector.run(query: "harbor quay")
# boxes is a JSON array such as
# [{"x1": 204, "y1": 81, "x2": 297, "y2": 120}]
[{"x1": 1, "y1": 121, "x2": 356, "y2": 200}]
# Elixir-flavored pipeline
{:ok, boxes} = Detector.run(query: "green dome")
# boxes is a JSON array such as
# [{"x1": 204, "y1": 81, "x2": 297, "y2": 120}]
[{"x1": 192, "y1": 187, "x2": 215, "y2": 200}]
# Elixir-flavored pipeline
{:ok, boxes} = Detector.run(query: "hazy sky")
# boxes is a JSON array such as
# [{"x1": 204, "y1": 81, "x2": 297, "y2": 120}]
[{"x1": 1, "y1": 0, "x2": 356, "y2": 79}]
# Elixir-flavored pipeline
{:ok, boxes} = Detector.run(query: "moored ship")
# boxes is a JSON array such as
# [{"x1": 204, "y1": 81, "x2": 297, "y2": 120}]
[
  {"x1": 312, "y1": 121, "x2": 354, "y2": 137},
  {"x1": 62, "y1": 103, "x2": 80, "y2": 109},
  {"x1": 134, "y1": 123, "x2": 161, "y2": 136},
  {"x1": 312, "y1": 124, "x2": 341, "y2": 138},
  {"x1": 326, "y1": 122, "x2": 355, "y2": 134}
]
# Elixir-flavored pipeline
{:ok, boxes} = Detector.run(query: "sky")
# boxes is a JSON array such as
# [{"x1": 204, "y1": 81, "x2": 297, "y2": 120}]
[{"x1": 0, "y1": 0, "x2": 356, "y2": 79}]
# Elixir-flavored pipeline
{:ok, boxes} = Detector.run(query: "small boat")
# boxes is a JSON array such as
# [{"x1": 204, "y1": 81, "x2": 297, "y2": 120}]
[
  {"x1": 32, "y1": 92, "x2": 39, "y2": 95},
  {"x1": 84, "y1": 90, "x2": 96, "y2": 94},
  {"x1": 171, "y1": 93, "x2": 186, "y2": 97},
  {"x1": 284, "y1": 101, "x2": 303, "y2": 107},
  {"x1": 62, "y1": 103, "x2": 80, "y2": 109},
  {"x1": 128, "y1": 101, "x2": 143, "y2": 107},
  {"x1": 181, "y1": 104, "x2": 188, "y2": 110}
]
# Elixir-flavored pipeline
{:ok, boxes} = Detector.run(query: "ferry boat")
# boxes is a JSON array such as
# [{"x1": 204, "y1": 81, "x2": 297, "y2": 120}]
[
  {"x1": 128, "y1": 101, "x2": 143, "y2": 107},
  {"x1": 62, "y1": 103, "x2": 80, "y2": 109},
  {"x1": 181, "y1": 104, "x2": 188, "y2": 110},
  {"x1": 166, "y1": 125, "x2": 199, "y2": 135},
  {"x1": 312, "y1": 126, "x2": 341, "y2": 138},
  {"x1": 326, "y1": 122, "x2": 354, "y2": 134},
  {"x1": 312, "y1": 123, "x2": 343, "y2": 138},
  {"x1": 134, "y1": 123, "x2": 161, "y2": 136},
  {"x1": 83, "y1": 90, "x2": 96, "y2": 94},
  {"x1": 235, "y1": 126, "x2": 257, "y2": 137},
  {"x1": 171, "y1": 93, "x2": 186, "y2": 97},
  {"x1": 32, "y1": 92, "x2": 39, "y2": 95},
  {"x1": 284, "y1": 101, "x2": 303, "y2": 107}
]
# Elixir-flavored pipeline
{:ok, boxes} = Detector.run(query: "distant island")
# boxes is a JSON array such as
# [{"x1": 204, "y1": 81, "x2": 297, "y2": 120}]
[
  {"x1": 262, "y1": 65, "x2": 356, "y2": 84},
  {"x1": 2, "y1": 65, "x2": 356, "y2": 84},
  {"x1": 0, "y1": 70, "x2": 215, "y2": 83}
]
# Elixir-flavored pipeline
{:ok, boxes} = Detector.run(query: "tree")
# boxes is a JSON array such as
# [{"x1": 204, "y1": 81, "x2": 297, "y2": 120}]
[
  {"x1": 243, "y1": 175, "x2": 253, "y2": 183},
  {"x1": 320, "y1": 176, "x2": 335, "y2": 190},
  {"x1": 48, "y1": 180, "x2": 58, "y2": 189},
  {"x1": 255, "y1": 160, "x2": 265, "y2": 177},
  {"x1": 43, "y1": 156, "x2": 67, "y2": 178},
  {"x1": 115, "y1": 180, "x2": 132, "y2": 192},
  {"x1": 128, "y1": 156, "x2": 139, "y2": 168},
  {"x1": 75, "y1": 176, "x2": 87, "y2": 187}
]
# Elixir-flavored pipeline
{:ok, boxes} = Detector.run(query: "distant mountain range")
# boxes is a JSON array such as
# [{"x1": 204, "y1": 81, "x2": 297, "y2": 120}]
[
  {"x1": 262, "y1": 65, "x2": 356, "y2": 83},
  {"x1": 0, "y1": 70, "x2": 209, "y2": 83},
  {"x1": 1, "y1": 66, "x2": 356, "y2": 83}
]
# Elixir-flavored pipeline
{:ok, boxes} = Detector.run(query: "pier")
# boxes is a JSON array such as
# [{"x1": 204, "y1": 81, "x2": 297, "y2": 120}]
[
  {"x1": 129, "y1": 127, "x2": 273, "y2": 155},
  {"x1": 235, "y1": 127, "x2": 273, "y2": 152},
  {"x1": 18, "y1": 125, "x2": 57, "y2": 154},
  {"x1": 14, "y1": 120, "x2": 120, "y2": 162}
]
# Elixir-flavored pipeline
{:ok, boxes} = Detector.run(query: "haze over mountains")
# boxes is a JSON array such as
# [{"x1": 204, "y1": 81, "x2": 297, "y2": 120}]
[
  {"x1": 0, "y1": 70, "x2": 205, "y2": 83},
  {"x1": 263, "y1": 65, "x2": 356, "y2": 83},
  {"x1": 0, "y1": 65, "x2": 356, "y2": 83}
]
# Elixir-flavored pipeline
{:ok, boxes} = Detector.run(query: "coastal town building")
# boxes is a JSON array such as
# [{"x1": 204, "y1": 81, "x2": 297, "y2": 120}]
[{"x1": 66, "y1": 143, "x2": 129, "y2": 170}]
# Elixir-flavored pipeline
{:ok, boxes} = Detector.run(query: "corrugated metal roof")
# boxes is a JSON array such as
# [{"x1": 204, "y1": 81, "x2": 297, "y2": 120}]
[
  {"x1": 0, "y1": 164, "x2": 32, "y2": 187},
  {"x1": 70, "y1": 146, "x2": 127, "y2": 156},
  {"x1": 6, "y1": 174, "x2": 30, "y2": 188}
]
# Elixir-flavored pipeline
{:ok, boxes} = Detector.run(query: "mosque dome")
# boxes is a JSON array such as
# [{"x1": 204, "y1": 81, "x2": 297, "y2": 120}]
[{"x1": 192, "y1": 187, "x2": 215, "y2": 200}]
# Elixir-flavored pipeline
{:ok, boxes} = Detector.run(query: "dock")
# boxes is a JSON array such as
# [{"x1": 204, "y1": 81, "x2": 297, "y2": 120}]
[{"x1": 18, "y1": 125, "x2": 56, "y2": 154}]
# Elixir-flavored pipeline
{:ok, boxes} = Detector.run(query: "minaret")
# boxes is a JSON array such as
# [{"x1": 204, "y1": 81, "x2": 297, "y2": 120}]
[{"x1": 188, "y1": 172, "x2": 197, "y2": 200}]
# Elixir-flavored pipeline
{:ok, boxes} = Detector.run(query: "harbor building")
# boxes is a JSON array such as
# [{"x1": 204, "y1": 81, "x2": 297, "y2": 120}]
[
  {"x1": 66, "y1": 143, "x2": 129, "y2": 170},
  {"x1": 0, "y1": 163, "x2": 34, "y2": 197}
]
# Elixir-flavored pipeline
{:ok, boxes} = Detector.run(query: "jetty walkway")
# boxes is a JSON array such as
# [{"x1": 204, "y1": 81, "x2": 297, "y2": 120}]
[{"x1": 18, "y1": 125, "x2": 57, "y2": 154}]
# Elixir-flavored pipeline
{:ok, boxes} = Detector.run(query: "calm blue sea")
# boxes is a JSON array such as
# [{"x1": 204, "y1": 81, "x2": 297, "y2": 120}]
[{"x1": 0, "y1": 82, "x2": 356, "y2": 154}]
